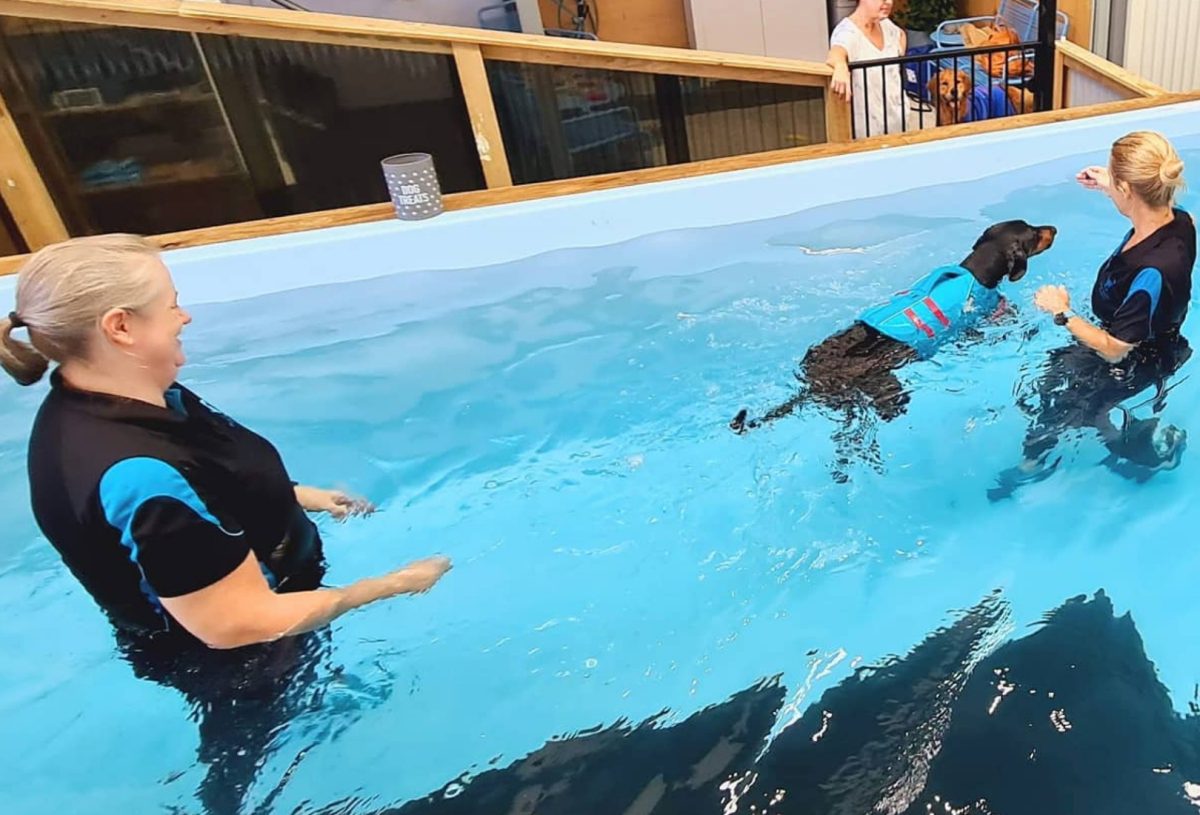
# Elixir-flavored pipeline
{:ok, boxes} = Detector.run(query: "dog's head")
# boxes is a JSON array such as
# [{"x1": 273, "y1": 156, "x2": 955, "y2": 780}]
[
  {"x1": 928, "y1": 69, "x2": 972, "y2": 103},
  {"x1": 967, "y1": 220, "x2": 1057, "y2": 287}
]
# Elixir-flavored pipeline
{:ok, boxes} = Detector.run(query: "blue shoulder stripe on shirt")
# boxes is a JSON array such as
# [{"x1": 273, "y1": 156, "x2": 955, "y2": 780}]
[
  {"x1": 1124, "y1": 267, "x2": 1163, "y2": 319},
  {"x1": 98, "y1": 458, "x2": 243, "y2": 608}
]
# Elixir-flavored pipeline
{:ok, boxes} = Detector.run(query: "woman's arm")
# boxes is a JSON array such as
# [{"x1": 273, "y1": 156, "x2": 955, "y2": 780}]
[
  {"x1": 1060, "y1": 314, "x2": 1135, "y2": 363},
  {"x1": 827, "y1": 44, "x2": 851, "y2": 101},
  {"x1": 294, "y1": 484, "x2": 374, "y2": 520},
  {"x1": 1034, "y1": 285, "x2": 1135, "y2": 363},
  {"x1": 161, "y1": 551, "x2": 452, "y2": 649}
]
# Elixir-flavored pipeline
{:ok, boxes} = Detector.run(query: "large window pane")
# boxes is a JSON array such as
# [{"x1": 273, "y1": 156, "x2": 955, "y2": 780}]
[
  {"x1": 0, "y1": 17, "x2": 484, "y2": 236},
  {"x1": 197, "y1": 35, "x2": 484, "y2": 214},
  {"x1": 0, "y1": 19, "x2": 260, "y2": 235},
  {"x1": 486, "y1": 61, "x2": 827, "y2": 184}
]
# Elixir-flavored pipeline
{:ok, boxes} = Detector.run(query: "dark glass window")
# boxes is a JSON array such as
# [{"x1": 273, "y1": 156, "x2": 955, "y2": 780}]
[
  {"x1": 487, "y1": 61, "x2": 826, "y2": 184},
  {"x1": 0, "y1": 18, "x2": 484, "y2": 235}
]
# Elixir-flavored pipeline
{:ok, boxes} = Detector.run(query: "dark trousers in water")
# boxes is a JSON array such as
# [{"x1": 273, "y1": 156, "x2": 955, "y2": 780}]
[
  {"x1": 113, "y1": 548, "x2": 388, "y2": 815},
  {"x1": 1018, "y1": 335, "x2": 1191, "y2": 465},
  {"x1": 116, "y1": 626, "x2": 335, "y2": 815}
]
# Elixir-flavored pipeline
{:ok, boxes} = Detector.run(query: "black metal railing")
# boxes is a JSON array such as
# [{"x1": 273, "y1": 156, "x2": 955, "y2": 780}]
[
  {"x1": 848, "y1": 41, "x2": 1038, "y2": 138},
  {"x1": 846, "y1": 0, "x2": 1059, "y2": 139}
]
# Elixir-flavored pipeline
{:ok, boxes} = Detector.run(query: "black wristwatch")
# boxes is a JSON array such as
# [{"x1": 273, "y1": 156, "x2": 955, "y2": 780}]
[{"x1": 1053, "y1": 310, "x2": 1074, "y2": 326}]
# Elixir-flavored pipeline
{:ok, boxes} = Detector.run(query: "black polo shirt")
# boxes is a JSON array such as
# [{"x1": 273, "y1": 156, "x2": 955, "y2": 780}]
[
  {"x1": 28, "y1": 371, "x2": 323, "y2": 636},
  {"x1": 1091, "y1": 208, "x2": 1196, "y2": 348}
]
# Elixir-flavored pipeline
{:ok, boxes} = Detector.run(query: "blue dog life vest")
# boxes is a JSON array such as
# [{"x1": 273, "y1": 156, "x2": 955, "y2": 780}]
[{"x1": 858, "y1": 265, "x2": 1000, "y2": 358}]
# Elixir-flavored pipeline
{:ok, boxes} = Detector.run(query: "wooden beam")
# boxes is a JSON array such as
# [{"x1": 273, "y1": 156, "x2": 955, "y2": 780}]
[
  {"x1": 1052, "y1": 42, "x2": 1065, "y2": 109},
  {"x1": 0, "y1": 0, "x2": 832, "y2": 84},
  {"x1": 0, "y1": 0, "x2": 454, "y2": 54},
  {"x1": 823, "y1": 87, "x2": 852, "y2": 142},
  {"x1": 0, "y1": 84, "x2": 67, "y2": 249},
  {"x1": 1055, "y1": 40, "x2": 1166, "y2": 98},
  {"x1": 4, "y1": 90, "x2": 1198, "y2": 275},
  {"x1": 451, "y1": 42, "x2": 513, "y2": 188},
  {"x1": 481, "y1": 44, "x2": 829, "y2": 86}
]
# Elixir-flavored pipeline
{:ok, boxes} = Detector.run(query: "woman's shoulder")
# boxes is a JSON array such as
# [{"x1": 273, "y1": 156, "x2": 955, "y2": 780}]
[{"x1": 830, "y1": 17, "x2": 860, "y2": 45}]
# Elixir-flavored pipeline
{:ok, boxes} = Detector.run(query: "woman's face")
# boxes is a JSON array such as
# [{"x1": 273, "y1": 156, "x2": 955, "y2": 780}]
[
  {"x1": 858, "y1": 0, "x2": 894, "y2": 20},
  {"x1": 122, "y1": 258, "x2": 192, "y2": 387}
]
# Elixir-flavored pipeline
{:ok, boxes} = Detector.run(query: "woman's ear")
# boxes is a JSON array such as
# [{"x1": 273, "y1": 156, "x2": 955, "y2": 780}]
[{"x1": 99, "y1": 307, "x2": 136, "y2": 348}]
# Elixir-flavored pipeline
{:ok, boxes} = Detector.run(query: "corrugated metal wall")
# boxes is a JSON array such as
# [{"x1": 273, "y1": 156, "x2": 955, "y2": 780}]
[{"x1": 1121, "y1": 0, "x2": 1200, "y2": 92}]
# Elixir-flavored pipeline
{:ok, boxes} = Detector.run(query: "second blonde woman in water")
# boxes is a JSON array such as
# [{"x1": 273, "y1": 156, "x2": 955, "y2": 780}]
[{"x1": 992, "y1": 131, "x2": 1196, "y2": 499}]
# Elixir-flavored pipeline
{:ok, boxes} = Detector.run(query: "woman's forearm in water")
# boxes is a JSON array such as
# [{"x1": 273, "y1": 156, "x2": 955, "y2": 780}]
[
  {"x1": 1063, "y1": 315, "x2": 1134, "y2": 363},
  {"x1": 165, "y1": 553, "x2": 451, "y2": 649},
  {"x1": 268, "y1": 572, "x2": 429, "y2": 639}
]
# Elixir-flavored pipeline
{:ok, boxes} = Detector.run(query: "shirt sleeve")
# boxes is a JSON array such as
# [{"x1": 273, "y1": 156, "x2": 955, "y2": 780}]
[
  {"x1": 98, "y1": 457, "x2": 250, "y2": 599},
  {"x1": 1107, "y1": 267, "x2": 1163, "y2": 345},
  {"x1": 830, "y1": 20, "x2": 857, "y2": 54}
]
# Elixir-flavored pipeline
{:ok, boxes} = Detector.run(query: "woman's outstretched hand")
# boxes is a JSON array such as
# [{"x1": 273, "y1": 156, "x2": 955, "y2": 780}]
[
  {"x1": 1034, "y1": 284, "x2": 1071, "y2": 315},
  {"x1": 1077, "y1": 165, "x2": 1112, "y2": 195},
  {"x1": 392, "y1": 556, "x2": 453, "y2": 594},
  {"x1": 294, "y1": 485, "x2": 375, "y2": 521}
]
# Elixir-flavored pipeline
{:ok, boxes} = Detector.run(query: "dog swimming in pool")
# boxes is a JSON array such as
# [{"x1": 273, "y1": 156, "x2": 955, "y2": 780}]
[{"x1": 730, "y1": 219, "x2": 1057, "y2": 481}]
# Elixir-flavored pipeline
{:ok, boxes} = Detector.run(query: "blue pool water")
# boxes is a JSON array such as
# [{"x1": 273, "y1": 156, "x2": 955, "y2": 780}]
[{"x1": 6, "y1": 127, "x2": 1200, "y2": 813}]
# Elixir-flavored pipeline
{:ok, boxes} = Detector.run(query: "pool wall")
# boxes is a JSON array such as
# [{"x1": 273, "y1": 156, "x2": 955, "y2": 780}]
[
  {"x1": 2, "y1": 102, "x2": 1199, "y2": 305},
  {"x1": 39, "y1": 103, "x2": 1200, "y2": 304}
]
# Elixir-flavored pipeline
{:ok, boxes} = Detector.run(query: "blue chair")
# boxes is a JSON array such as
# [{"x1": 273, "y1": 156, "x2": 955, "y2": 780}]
[{"x1": 930, "y1": 0, "x2": 1067, "y2": 49}]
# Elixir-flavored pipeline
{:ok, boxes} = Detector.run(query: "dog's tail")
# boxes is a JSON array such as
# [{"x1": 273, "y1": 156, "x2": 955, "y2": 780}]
[{"x1": 729, "y1": 391, "x2": 808, "y2": 435}]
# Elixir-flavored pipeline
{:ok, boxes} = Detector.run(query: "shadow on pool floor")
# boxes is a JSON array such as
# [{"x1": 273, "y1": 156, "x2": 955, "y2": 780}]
[{"x1": 318, "y1": 590, "x2": 1200, "y2": 815}]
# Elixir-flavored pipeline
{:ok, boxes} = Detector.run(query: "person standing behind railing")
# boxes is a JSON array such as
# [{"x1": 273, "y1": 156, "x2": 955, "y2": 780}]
[{"x1": 827, "y1": 0, "x2": 907, "y2": 139}]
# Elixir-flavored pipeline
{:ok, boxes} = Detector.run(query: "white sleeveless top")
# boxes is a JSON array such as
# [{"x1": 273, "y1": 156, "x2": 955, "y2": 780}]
[{"x1": 830, "y1": 17, "x2": 905, "y2": 139}]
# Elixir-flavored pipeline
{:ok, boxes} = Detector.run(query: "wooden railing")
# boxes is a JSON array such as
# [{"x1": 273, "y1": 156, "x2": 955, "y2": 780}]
[
  {"x1": 1053, "y1": 39, "x2": 1166, "y2": 108},
  {"x1": 0, "y1": 0, "x2": 852, "y2": 257}
]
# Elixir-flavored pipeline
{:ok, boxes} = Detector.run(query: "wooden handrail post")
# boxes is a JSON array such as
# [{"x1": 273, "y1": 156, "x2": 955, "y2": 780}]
[
  {"x1": 823, "y1": 84, "x2": 852, "y2": 143},
  {"x1": 452, "y1": 42, "x2": 514, "y2": 188},
  {"x1": 1052, "y1": 43, "x2": 1065, "y2": 109},
  {"x1": 0, "y1": 86, "x2": 67, "y2": 249}
]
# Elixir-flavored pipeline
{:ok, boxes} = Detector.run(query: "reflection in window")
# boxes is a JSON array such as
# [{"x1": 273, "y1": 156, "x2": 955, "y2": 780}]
[
  {"x1": 0, "y1": 18, "x2": 484, "y2": 236},
  {"x1": 197, "y1": 35, "x2": 484, "y2": 214},
  {"x1": 486, "y1": 61, "x2": 826, "y2": 184}
]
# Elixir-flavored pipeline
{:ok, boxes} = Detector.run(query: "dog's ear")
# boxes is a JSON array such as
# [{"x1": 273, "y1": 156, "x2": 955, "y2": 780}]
[
  {"x1": 1005, "y1": 244, "x2": 1030, "y2": 282},
  {"x1": 927, "y1": 74, "x2": 938, "y2": 97}
]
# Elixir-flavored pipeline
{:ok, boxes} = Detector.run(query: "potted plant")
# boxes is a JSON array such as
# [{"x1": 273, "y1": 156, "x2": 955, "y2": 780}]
[{"x1": 893, "y1": 0, "x2": 959, "y2": 46}]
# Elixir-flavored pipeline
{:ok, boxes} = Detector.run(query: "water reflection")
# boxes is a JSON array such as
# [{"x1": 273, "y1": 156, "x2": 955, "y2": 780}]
[
  {"x1": 120, "y1": 627, "x2": 390, "y2": 815},
  {"x1": 332, "y1": 590, "x2": 1200, "y2": 815},
  {"x1": 992, "y1": 339, "x2": 1192, "y2": 500}
]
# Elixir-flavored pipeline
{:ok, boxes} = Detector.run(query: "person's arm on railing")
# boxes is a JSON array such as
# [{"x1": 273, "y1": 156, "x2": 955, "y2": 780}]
[{"x1": 827, "y1": 45, "x2": 851, "y2": 101}]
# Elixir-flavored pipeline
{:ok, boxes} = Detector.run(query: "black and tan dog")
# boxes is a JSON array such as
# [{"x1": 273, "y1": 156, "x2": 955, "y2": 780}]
[{"x1": 731, "y1": 220, "x2": 1056, "y2": 481}]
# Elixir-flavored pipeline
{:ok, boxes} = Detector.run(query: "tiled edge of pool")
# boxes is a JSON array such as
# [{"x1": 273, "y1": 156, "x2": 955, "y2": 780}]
[{"x1": 4, "y1": 101, "x2": 1200, "y2": 307}]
